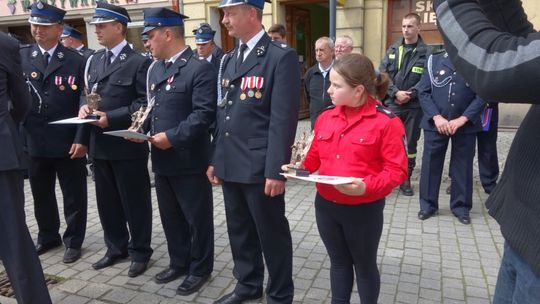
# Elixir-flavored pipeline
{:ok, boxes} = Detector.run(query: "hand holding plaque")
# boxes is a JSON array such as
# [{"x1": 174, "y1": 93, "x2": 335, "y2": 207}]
[{"x1": 287, "y1": 131, "x2": 314, "y2": 176}]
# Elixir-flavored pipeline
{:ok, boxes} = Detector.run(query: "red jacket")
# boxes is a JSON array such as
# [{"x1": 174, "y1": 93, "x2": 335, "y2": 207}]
[{"x1": 303, "y1": 97, "x2": 408, "y2": 204}]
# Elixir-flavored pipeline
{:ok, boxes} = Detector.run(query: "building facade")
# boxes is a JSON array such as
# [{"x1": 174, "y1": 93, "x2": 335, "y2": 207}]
[{"x1": 1, "y1": 0, "x2": 537, "y2": 125}]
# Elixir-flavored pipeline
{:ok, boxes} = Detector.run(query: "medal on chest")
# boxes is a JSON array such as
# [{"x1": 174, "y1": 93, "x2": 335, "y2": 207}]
[
  {"x1": 68, "y1": 75, "x2": 77, "y2": 91},
  {"x1": 254, "y1": 76, "x2": 264, "y2": 99},
  {"x1": 166, "y1": 75, "x2": 174, "y2": 91},
  {"x1": 55, "y1": 76, "x2": 65, "y2": 91},
  {"x1": 240, "y1": 77, "x2": 248, "y2": 100}
]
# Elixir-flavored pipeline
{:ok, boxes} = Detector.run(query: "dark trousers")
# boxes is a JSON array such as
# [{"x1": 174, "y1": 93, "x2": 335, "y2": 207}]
[
  {"x1": 393, "y1": 107, "x2": 423, "y2": 175},
  {"x1": 221, "y1": 181, "x2": 293, "y2": 304},
  {"x1": 94, "y1": 158, "x2": 152, "y2": 262},
  {"x1": 29, "y1": 156, "x2": 87, "y2": 248},
  {"x1": 155, "y1": 174, "x2": 214, "y2": 275},
  {"x1": 315, "y1": 194, "x2": 384, "y2": 304},
  {"x1": 477, "y1": 105, "x2": 499, "y2": 193},
  {"x1": 0, "y1": 170, "x2": 51, "y2": 304},
  {"x1": 420, "y1": 130, "x2": 476, "y2": 216}
]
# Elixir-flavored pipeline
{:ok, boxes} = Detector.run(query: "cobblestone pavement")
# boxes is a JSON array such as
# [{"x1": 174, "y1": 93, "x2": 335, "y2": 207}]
[{"x1": 1, "y1": 121, "x2": 516, "y2": 304}]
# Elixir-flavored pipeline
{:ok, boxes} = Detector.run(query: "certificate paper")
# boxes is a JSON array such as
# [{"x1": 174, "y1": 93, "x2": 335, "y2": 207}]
[
  {"x1": 49, "y1": 117, "x2": 98, "y2": 124},
  {"x1": 103, "y1": 130, "x2": 151, "y2": 141},
  {"x1": 280, "y1": 173, "x2": 354, "y2": 185}
]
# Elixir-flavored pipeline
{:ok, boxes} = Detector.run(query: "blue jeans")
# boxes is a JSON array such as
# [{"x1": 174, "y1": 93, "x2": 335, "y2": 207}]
[{"x1": 493, "y1": 242, "x2": 540, "y2": 304}]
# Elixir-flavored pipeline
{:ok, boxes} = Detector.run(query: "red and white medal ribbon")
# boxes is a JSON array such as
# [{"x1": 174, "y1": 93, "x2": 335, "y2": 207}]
[
  {"x1": 68, "y1": 75, "x2": 76, "y2": 86},
  {"x1": 240, "y1": 77, "x2": 248, "y2": 93},
  {"x1": 166, "y1": 75, "x2": 174, "y2": 90},
  {"x1": 55, "y1": 76, "x2": 62, "y2": 87},
  {"x1": 255, "y1": 77, "x2": 263, "y2": 91}
]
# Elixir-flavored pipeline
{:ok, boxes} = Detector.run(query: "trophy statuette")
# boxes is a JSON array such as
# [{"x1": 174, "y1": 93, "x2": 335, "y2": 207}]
[
  {"x1": 287, "y1": 131, "x2": 314, "y2": 176},
  {"x1": 85, "y1": 83, "x2": 101, "y2": 119}
]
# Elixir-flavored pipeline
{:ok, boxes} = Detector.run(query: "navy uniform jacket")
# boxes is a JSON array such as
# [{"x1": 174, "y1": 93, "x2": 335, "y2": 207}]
[
  {"x1": 146, "y1": 47, "x2": 216, "y2": 176},
  {"x1": 0, "y1": 33, "x2": 31, "y2": 171},
  {"x1": 209, "y1": 45, "x2": 223, "y2": 71},
  {"x1": 77, "y1": 46, "x2": 95, "y2": 60},
  {"x1": 212, "y1": 34, "x2": 301, "y2": 183},
  {"x1": 85, "y1": 45, "x2": 151, "y2": 160},
  {"x1": 20, "y1": 44, "x2": 87, "y2": 158},
  {"x1": 418, "y1": 52, "x2": 485, "y2": 133}
]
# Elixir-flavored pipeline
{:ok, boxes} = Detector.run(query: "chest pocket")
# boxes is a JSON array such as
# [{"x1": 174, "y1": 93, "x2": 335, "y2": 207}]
[
  {"x1": 110, "y1": 76, "x2": 133, "y2": 86},
  {"x1": 166, "y1": 81, "x2": 186, "y2": 94},
  {"x1": 315, "y1": 129, "x2": 334, "y2": 160},
  {"x1": 347, "y1": 132, "x2": 377, "y2": 163}
]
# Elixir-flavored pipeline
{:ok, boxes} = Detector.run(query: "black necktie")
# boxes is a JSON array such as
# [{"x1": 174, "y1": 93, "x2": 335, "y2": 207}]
[
  {"x1": 105, "y1": 50, "x2": 113, "y2": 67},
  {"x1": 165, "y1": 61, "x2": 173, "y2": 70},
  {"x1": 43, "y1": 52, "x2": 50, "y2": 68},
  {"x1": 236, "y1": 43, "x2": 248, "y2": 71}
]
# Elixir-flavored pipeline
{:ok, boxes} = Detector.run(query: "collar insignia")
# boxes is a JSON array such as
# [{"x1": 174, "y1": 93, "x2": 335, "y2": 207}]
[
  {"x1": 32, "y1": 50, "x2": 38, "y2": 58},
  {"x1": 57, "y1": 52, "x2": 64, "y2": 59},
  {"x1": 256, "y1": 46, "x2": 265, "y2": 57}
]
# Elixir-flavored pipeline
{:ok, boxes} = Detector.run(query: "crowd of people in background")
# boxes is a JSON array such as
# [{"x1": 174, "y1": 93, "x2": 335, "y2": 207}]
[{"x1": 2, "y1": 0, "x2": 538, "y2": 303}]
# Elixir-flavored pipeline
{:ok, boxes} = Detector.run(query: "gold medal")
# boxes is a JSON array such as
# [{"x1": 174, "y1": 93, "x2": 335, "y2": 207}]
[
  {"x1": 59, "y1": 85, "x2": 65, "y2": 91},
  {"x1": 240, "y1": 93, "x2": 247, "y2": 100},
  {"x1": 71, "y1": 84, "x2": 77, "y2": 91},
  {"x1": 255, "y1": 90, "x2": 262, "y2": 99},
  {"x1": 31, "y1": 71, "x2": 38, "y2": 79}
]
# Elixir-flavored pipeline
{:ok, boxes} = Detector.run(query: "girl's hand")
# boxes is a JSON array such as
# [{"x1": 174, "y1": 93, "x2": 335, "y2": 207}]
[{"x1": 334, "y1": 178, "x2": 365, "y2": 196}]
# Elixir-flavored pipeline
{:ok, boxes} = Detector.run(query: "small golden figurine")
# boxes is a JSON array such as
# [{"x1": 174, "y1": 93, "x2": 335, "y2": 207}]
[
  {"x1": 85, "y1": 84, "x2": 101, "y2": 119},
  {"x1": 287, "y1": 131, "x2": 314, "y2": 176}
]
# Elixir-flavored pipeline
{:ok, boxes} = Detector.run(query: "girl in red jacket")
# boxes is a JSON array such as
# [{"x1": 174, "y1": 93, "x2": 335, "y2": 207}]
[{"x1": 285, "y1": 54, "x2": 408, "y2": 303}]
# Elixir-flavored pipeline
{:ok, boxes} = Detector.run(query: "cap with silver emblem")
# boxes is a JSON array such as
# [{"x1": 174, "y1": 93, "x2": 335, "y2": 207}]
[
  {"x1": 192, "y1": 23, "x2": 216, "y2": 44},
  {"x1": 218, "y1": 0, "x2": 272, "y2": 10},
  {"x1": 141, "y1": 7, "x2": 189, "y2": 35},
  {"x1": 90, "y1": 2, "x2": 131, "y2": 25},
  {"x1": 28, "y1": 1, "x2": 66, "y2": 25},
  {"x1": 61, "y1": 25, "x2": 82, "y2": 40}
]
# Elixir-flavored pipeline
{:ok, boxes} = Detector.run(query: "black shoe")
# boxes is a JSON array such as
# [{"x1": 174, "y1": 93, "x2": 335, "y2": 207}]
[
  {"x1": 63, "y1": 248, "x2": 81, "y2": 263},
  {"x1": 214, "y1": 292, "x2": 263, "y2": 304},
  {"x1": 92, "y1": 254, "x2": 128, "y2": 270},
  {"x1": 446, "y1": 185, "x2": 451, "y2": 195},
  {"x1": 399, "y1": 180, "x2": 414, "y2": 196},
  {"x1": 177, "y1": 274, "x2": 210, "y2": 296},
  {"x1": 36, "y1": 240, "x2": 62, "y2": 255},
  {"x1": 456, "y1": 214, "x2": 471, "y2": 225},
  {"x1": 418, "y1": 210, "x2": 437, "y2": 220},
  {"x1": 155, "y1": 267, "x2": 187, "y2": 284},
  {"x1": 128, "y1": 261, "x2": 148, "y2": 277}
]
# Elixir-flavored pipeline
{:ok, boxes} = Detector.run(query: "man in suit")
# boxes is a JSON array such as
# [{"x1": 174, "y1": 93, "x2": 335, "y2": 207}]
[
  {"x1": 61, "y1": 25, "x2": 94, "y2": 59},
  {"x1": 140, "y1": 7, "x2": 216, "y2": 295},
  {"x1": 206, "y1": 0, "x2": 301, "y2": 302},
  {"x1": 20, "y1": 1, "x2": 88, "y2": 264},
  {"x1": 417, "y1": 51, "x2": 485, "y2": 225},
  {"x1": 193, "y1": 22, "x2": 223, "y2": 71},
  {"x1": 304, "y1": 36, "x2": 334, "y2": 129},
  {"x1": 78, "y1": 1, "x2": 153, "y2": 277},
  {"x1": 0, "y1": 31, "x2": 52, "y2": 304}
]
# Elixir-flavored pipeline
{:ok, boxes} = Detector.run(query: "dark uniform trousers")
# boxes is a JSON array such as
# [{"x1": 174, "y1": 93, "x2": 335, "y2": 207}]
[
  {"x1": 394, "y1": 107, "x2": 423, "y2": 174},
  {"x1": 0, "y1": 32, "x2": 51, "y2": 303},
  {"x1": 94, "y1": 158, "x2": 152, "y2": 261},
  {"x1": 29, "y1": 156, "x2": 87, "y2": 247},
  {"x1": 147, "y1": 48, "x2": 216, "y2": 275},
  {"x1": 155, "y1": 174, "x2": 213, "y2": 275},
  {"x1": 20, "y1": 43, "x2": 88, "y2": 249},
  {"x1": 213, "y1": 34, "x2": 299, "y2": 303},
  {"x1": 221, "y1": 181, "x2": 293, "y2": 303},
  {"x1": 420, "y1": 131, "x2": 476, "y2": 215},
  {"x1": 418, "y1": 52, "x2": 485, "y2": 216},
  {"x1": 86, "y1": 45, "x2": 153, "y2": 262},
  {"x1": 477, "y1": 103, "x2": 499, "y2": 193}
]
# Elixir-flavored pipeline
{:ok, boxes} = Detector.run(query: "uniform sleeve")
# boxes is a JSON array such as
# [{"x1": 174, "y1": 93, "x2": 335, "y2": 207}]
[
  {"x1": 362, "y1": 118, "x2": 408, "y2": 197},
  {"x1": 7, "y1": 41, "x2": 31, "y2": 123},
  {"x1": 434, "y1": 0, "x2": 540, "y2": 103},
  {"x1": 462, "y1": 95, "x2": 486, "y2": 124},
  {"x1": 418, "y1": 57, "x2": 440, "y2": 120},
  {"x1": 107, "y1": 56, "x2": 151, "y2": 129},
  {"x1": 265, "y1": 48, "x2": 301, "y2": 180},
  {"x1": 74, "y1": 54, "x2": 90, "y2": 146},
  {"x1": 165, "y1": 62, "x2": 217, "y2": 147},
  {"x1": 378, "y1": 50, "x2": 399, "y2": 100}
]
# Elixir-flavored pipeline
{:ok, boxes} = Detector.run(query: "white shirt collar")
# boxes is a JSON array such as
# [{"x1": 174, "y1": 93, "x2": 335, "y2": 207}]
[
  {"x1": 106, "y1": 40, "x2": 128, "y2": 62},
  {"x1": 38, "y1": 43, "x2": 58, "y2": 58},
  {"x1": 318, "y1": 60, "x2": 334, "y2": 77},
  {"x1": 238, "y1": 29, "x2": 266, "y2": 60},
  {"x1": 205, "y1": 54, "x2": 213, "y2": 63},
  {"x1": 166, "y1": 46, "x2": 189, "y2": 64},
  {"x1": 76, "y1": 45, "x2": 84, "y2": 51}
]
